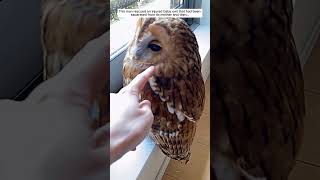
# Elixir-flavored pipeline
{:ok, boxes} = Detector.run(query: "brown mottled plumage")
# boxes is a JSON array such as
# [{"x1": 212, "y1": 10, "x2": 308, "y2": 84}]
[
  {"x1": 41, "y1": 0, "x2": 109, "y2": 128},
  {"x1": 123, "y1": 18, "x2": 205, "y2": 162},
  {"x1": 213, "y1": 0, "x2": 305, "y2": 179}
]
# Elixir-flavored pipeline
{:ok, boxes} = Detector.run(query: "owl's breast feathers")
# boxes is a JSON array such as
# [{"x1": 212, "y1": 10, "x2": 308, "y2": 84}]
[
  {"x1": 213, "y1": 0, "x2": 305, "y2": 178},
  {"x1": 123, "y1": 60, "x2": 205, "y2": 122}
]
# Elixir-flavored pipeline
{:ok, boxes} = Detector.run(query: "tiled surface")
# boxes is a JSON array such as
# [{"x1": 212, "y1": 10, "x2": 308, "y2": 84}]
[
  {"x1": 163, "y1": 143, "x2": 210, "y2": 180},
  {"x1": 162, "y1": 174, "x2": 180, "y2": 180},
  {"x1": 289, "y1": 161, "x2": 320, "y2": 180},
  {"x1": 297, "y1": 92, "x2": 320, "y2": 165},
  {"x1": 162, "y1": 77, "x2": 210, "y2": 180},
  {"x1": 194, "y1": 78, "x2": 211, "y2": 147},
  {"x1": 289, "y1": 37, "x2": 320, "y2": 179}
]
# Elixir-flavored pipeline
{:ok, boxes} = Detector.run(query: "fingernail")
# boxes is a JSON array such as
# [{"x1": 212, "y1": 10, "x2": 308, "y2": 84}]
[{"x1": 147, "y1": 66, "x2": 155, "y2": 72}]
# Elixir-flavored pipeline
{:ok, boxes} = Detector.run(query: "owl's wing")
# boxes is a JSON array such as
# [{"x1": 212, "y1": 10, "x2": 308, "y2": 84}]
[
  {"x1": 147, "y1": 65, "x2": 205, "y2": 122},
  {"x1": 41, "y1": 0, "x2": 109, "y2": 129},
  {"x1": 41, "y1": 0, "x2": 108, "y2": 79},
  {"x1": 214, "y1": 44, "x2": 304, "y2": 178},
  {"x1": 213, "y1": 0, "x2": 305, "y2": 178}
]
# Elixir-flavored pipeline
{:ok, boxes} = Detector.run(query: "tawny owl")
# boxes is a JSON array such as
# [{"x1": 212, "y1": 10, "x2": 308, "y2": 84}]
[
  {"x1": 123, "y1": 18, "x2": 205, "y2": 162},
  {"x1": 41, "y1": 0, "x2": 109, "y2": 128},
  {"x1": 213, "y1": 0, "x2": 305, "y2": 179}
]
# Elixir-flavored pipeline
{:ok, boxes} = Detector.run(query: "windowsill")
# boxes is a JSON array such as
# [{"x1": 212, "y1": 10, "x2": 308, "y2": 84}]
[
  {"x1": 110, "y1": 137, "x2": 157, "y2": 179},
  {"x1": 110, "y1": 21, "x2": 210, "y2": 180}
]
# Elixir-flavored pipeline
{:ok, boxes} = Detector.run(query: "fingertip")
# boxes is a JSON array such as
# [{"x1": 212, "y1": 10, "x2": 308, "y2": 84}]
[
  {"x1": 126, "y1": 66, "x2": 156, "y2": 98},
  {"x1": 137, "y1": 66, "x2": 155, "y2": 85},
  {"x1": 146, "y1": 66, "x2": 155, "y2": 74}
]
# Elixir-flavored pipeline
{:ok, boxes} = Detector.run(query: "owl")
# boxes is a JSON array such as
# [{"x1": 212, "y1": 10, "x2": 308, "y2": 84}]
[
  {"x1": 212, "y1": 0, "x2": 305, "y2": 179},
  {"x1": 41, "y1": 0, "x2": 109, "y2": 128},
  {"x1": 123, "y1": 18, "x2": 205, "y2": 162}
]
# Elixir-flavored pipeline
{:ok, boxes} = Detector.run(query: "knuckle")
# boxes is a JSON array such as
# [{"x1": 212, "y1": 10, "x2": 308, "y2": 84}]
[{"x1": 147, "y1": 110, "x2": 154, "y2": 121}]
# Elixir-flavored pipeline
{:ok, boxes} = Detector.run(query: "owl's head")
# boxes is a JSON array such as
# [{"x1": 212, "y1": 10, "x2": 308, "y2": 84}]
[{"x1": 125, "y1": 18, "x2": 199, "y2": 67}]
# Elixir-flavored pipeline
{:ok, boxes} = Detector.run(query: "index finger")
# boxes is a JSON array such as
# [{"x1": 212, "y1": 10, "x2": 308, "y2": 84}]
[
  {"x1": 126, "y1": 66, "x2": 155, "y2": 97},
  {"x1": 57, "y1": 30, "x2": 109, "y2": 93},
  {"x1": 28, "y1": 31, "x2": 109, "y2": 103}
]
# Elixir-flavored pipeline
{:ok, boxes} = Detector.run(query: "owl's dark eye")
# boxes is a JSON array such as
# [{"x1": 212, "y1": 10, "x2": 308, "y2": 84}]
[{"x1": 148, "y1": 43, "x2": 162, "y2": 52}]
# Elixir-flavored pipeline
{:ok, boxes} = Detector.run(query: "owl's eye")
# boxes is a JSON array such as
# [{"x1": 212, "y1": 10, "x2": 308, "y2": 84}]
[{"x1": 148, "y1": 43, "x2": 162, "y2": 52}]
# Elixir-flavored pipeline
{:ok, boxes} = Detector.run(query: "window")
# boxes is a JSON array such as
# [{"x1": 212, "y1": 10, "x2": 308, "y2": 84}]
[
  {"x1": 171, "y1": 0, "x2": 184, "y2": 8},
  {"x1": 110, "y1": 0, "x2": 201, "y2": 58}
]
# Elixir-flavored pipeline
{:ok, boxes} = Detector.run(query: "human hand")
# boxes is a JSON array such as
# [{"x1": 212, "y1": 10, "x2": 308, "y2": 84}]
[
  {"x1": 110, "y1": 66, "x2": 155, "y2": 164},
  {"x1": 0, "y1": 31, "x2": 108, "y2": 180}
]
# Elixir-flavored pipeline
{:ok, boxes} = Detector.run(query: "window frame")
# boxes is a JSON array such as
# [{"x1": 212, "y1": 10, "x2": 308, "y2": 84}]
[{"x1": 182, "y1": 0, "x2": 202, "y2": 25}]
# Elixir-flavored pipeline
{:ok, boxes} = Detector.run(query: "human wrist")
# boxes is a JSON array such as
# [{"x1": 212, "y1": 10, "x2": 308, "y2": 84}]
[{"x1": 110, "y1": 124, "x2": 129, "y2": 164}]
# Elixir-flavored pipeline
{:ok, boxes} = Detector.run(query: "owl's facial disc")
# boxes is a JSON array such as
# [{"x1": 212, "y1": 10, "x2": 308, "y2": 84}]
[{"x1": 131, "y1": 34, "x2": 162, "y2": 61}]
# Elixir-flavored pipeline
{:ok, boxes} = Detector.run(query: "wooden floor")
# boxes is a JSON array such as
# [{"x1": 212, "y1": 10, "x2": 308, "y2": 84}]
[{"x1": 289, "y1": 38, "x2": 320, "y2": 179}]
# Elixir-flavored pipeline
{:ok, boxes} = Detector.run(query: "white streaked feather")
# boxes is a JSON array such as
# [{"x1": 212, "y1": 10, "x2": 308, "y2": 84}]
[
  {"x1": 157, "y1": 130, "x2": 180, "y2": 138},
  {"x1": 176, "y1": 110, "x2": 185, "y2": 121},
  {"x1": 167, "y1": 102, "x2": 175, "y2": 114},
  {"x1": 159, "y1": 131, "x2": 163, "y2": 136},
  {"x1": 160, "y1": 95, "x2": 166, "y2": 102},
  {"x1": 148, "y1": 76, "x2": 195, "y2": 122},
  {"x1": 148, "y1": 77, "x2": 158, "y2": 94}
]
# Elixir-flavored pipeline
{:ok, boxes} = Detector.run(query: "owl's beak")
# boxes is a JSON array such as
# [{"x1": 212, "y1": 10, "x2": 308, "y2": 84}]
[{"x1": 131, "y1": 46, "x2": 144, "y2": 59}]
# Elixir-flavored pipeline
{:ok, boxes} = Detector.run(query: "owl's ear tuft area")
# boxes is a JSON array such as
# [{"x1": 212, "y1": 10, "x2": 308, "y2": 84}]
[{"x1": 136, "y1": 17, "x2": 144, "y2": 28}]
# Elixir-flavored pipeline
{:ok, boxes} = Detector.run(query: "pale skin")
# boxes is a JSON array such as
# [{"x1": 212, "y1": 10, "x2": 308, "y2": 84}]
[
  {"x1": 110, "y1": 66, "x2": 155, "y2": 164},
  {"x1": 0, "y1": 31, "x2": 154, "y2": 179}
]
